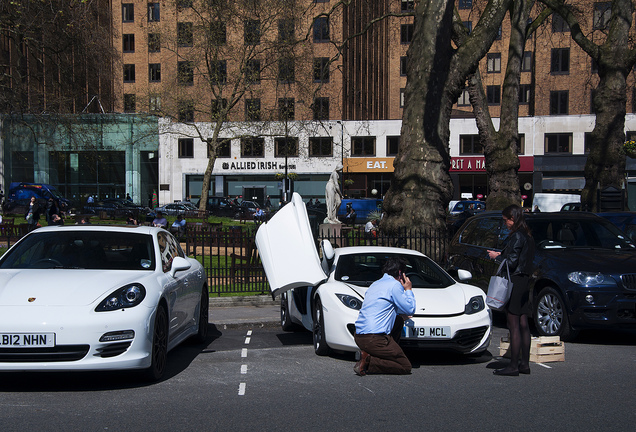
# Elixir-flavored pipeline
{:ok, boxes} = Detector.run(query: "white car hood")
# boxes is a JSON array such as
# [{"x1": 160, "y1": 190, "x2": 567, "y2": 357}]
[
  {"x1": 256, "y1": 193, "x2": 327, "y2": 297},
  {"x1": 0, "y1": 269, "x2": 151, "y2": 306},
  {"x1": 410, "y1": 286, "x2": 469, "y2": 315}
]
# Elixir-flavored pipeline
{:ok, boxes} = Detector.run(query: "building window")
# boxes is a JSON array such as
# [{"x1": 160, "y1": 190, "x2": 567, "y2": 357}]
[
  {"x1": 519, "y1": 84, "x2": 531, "y2": 104},
  {"x1": 632, "y1": 88, "x2": 636, "y2": 113},
  {"x1": 590, "y1": 88, "x2": 597, "y2": 114},
  {"x1": 551, "y1": 48, "x2": 570, "y2": 74},
  {"x1": 591, "y1": 58, "x2": 599, "y2": 74},
  {"x1": 401, "y1": 1, "x2": 415, "y2": 12},
  {"x1": 178, "y1": 0, "x2": 193, "y2": 9},
  {"x1": 458, "y1": 0, "x2": 472, "y2": 9},
  {"x1": 313, "y1": 97, "x2": 329, "y2": 120},
  {"x1": 241, "y1": 138, "x2": 264, "y2": 157},
  {"x1": 149, "y1": 63, "x2": 161, "y2": 82},
  {"x1": 352, "y1": 137, "x2": 376, "y2": 156},
  {"x1": 495, "y1": 26, "x2": 502, "y2": 40},
  {"x1": 123, "y1": 34, "x2": 135, "y2": 53},
  {"x1": 246, "y1": 59, "x2": 261, "y2": 84},
  {"x1": 278, "y1": 19, "x2": 295, "y2": 44},
  {"x1": 401, "y1": 24, "x2": 414, "y2": 44},
  {"x1": 400, "y1": 56, "x2": 407, "y2": 76},
  {"x1": 584, "y1": 132, "x2": 593, "y2": 154},
  {"x1": 593, "y1": 2, "x2": 611, "y2": 30},
  {"x1": 313, "y1": 17, "x2": 329, "y2": 42},
  {"x1": 400, "y1": 88, "x2": 406, "y2": 108},
  {"x1": 486, "y1": 85, "x2": 500, "y2": 105},
  {"x1": 552, "y1": 14, "x2": 569, "y2": 32},
  {"x1": 122, "y1": 4, "x2": 134, "y2": 22},
  {"x1": 178, "y1": 22, "x2": 193, "y2": 47},
  {"x1": 313, "y1": 57, "x2": 330, "y2": 83},
  {"x1": 245, "y1": 99, "x2": 261, "y2": 121},
  {"x1": 309, "y1": 137, "x2": 333, "y2": 157},
  {"x1": 178, "y1": 100, "x2": 194, "y2": 122},
  {"x1": 123, "y1": 94, "x2": 136, "y2": 113},
  {"x1": 278, "y1": 57, "x2": 295, "y2": 83},
  {"x1": 550, "y1": 90, "x2": 568, "y2": 115},
  {"x1": 178, "y1": 61, "x2": 194, "y2": 85},
  {"x1": 457, "y1": 88, "x2": 470, "y2": 106},
  {"x1": 463, "y1": 21, "x2": 472, "y2": 33},
  {"x1": 178, "y1": 138, "x2": 194, "y2": 158},
  {"x1": 275, "y1": 137, "x2": 299, "y2": 157},
  {"x1": 210, "y1": 60, "x2": 227, "y2": 85},
  {"x1": 460, "y1": 135, "x2": 483, "y2": 155},
  {"x1": 215, "y1": 139, "x2": 231, "y2": 158},
  {"x1": 521, "y1": 51, "x2": 532, "y2": 72},
  {"x1": 123, "y1": 64, "x2": 136, "y2": 82},
  {"x1": 149, "y1": 95, "x2": 161, "y2": 112},
  {"x1": 545, "y1": 133, "x2": 572, "y2": 153},
  {"x1": 148, "y1": 33, "x2": 160, "y2": 52},
  {"x1": 209, "y1": 21, "x2": 227, "y2": 45},
  {"x1": 278, "y1": 98, "x2": 295, "y2": 121},
  {"x1": 148, "y1": 3, "x2": 160, "y2": 22},
  {"x1": 517, "y1": 134, "x2": 526, "y2": 154},
  {"x1": 387, "y1": 136, "x2": 400, "y2": 156},
  {"x1": 211, "y1": 98, "x2": 228, "y2": 120},
  {"x1": 244, "y1": 19, "x2": 261, "y2": 45},
  {"x1": 487, "y1": 53, "x2": 501, "y2": 73}
]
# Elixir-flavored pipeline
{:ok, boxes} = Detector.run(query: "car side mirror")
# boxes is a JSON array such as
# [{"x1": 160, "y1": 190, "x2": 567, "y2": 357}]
[
  {"x1": 170, "y1": 256, "x2": 192, "y2": 277},
  {"x1": 321, "y1": 239, "x2": 334, "y2": 260},
  {"x1": 457, "y1": 269, "x2": 472, "y2": 281}
]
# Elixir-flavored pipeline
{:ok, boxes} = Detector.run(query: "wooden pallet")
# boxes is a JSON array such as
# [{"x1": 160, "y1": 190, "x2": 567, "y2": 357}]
[{"x1": 499, "y1": 335, "x2": 565, "y2": 363}]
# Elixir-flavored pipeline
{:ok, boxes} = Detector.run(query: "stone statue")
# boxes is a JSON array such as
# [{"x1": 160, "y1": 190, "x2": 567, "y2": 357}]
[{"x1": 325, "y1": 164, "x2": 343, "y2": 224}]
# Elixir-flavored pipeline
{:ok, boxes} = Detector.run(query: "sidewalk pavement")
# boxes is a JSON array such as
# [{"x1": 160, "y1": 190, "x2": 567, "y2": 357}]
[{"x1": 208, "y1": 295, "x2": 280, "y2": 329}]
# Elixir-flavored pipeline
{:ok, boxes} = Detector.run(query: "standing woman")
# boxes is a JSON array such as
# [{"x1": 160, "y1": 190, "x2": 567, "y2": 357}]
[
  {"x1": 487, "y1": 204, "x2": 535, "y2": 376},
  {"x1": 25, "y1": 196, "x2": 41, "y2": 231}
]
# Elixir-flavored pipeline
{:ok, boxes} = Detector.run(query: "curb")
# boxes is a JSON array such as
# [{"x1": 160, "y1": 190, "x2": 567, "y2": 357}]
[{"x1": 208, "y1": 295, "x2": 277, "y2": 308}]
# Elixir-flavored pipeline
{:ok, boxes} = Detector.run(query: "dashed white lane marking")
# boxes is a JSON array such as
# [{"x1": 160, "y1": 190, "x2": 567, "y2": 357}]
[
  {"x1": 241, "y1": 348, "x2": 248, "y2": 358},
  {"x1": 241, "y1": 364, "x2": 248, "y2": 374},
  {"x1": 245, "y1": 337, "x2": 251, "y2": 344},
  {"x1": 239, "y1": 330, "x2": 253, "y2": 396},
  {"x1": 536, "y1": 362, "x2": 552, "y2": 369},
  {"x1": 246, "y1": 330, "x2": 252, "y2": 336},
  {"x1": 238, "y1": 382, "x2": 246, "y2": 396}
]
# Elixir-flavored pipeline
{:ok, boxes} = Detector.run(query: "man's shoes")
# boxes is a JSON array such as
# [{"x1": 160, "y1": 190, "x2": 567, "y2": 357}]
[
  {"x1": 354, "y1": 350, "x2": 370, "y2": 376},
  {"x1": 493, "y1": 368, "x2": 519, "y2": 376}
]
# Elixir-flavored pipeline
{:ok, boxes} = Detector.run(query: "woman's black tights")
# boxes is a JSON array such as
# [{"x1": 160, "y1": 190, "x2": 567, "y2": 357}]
[{"x1": 504, "y1": 312, "x2": 531, "y2": 372}]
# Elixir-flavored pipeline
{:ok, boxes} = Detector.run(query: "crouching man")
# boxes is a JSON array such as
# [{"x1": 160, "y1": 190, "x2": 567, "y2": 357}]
[{"x1": 353, "y1": 257, "x2": 415, "y2": 375}]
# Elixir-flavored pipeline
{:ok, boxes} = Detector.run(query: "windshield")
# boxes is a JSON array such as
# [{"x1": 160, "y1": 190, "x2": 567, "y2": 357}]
[
  {"x1": 528, "y1": 218, "x2": 635, "y2": 250},
  {"x1": 0, "y1": 231, "x2": 156, "y2": 270},
  {"x1": 334, "y1": 253, "x2": 455, "y2": 288}
]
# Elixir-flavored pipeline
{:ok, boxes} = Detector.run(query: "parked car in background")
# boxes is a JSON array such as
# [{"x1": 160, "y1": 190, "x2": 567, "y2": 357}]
[
  {"x1": 103, "y1": 198, "x2": 151, "y2": 214},
  {"x1": 83, "y1": 200, "x2": 129, "y2": 217},
  {"x1": 560, "y1": 202, "x2": 581, "y2": 211},
  {"x1": 337, "y1": 198, "x2": 383, "y2": 222},
  {"x1": 3, "y1": 182, "x2": 71, "y2": 215},
  {"x1": 196, "y1": 196, "x2": 241, "y2": 218},
  {"x1": 256, "y1": 193, "x2": 492, "y2": 357},
  {"x1": 449, "y1": 200, "x2": 485, "y2": 215},
  {"x1": 446, "y1": 211, "x2": 636, "y2": 340},
  {"x1": 0, "y1": 225, "x2": 208, "y2": 380},
  {"x1": 154, "y1": 201, "x2": 200, "y2": 217}
]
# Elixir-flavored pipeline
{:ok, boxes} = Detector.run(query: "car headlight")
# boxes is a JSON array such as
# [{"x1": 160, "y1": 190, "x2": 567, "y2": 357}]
[
  {"x1": 95, "y1": 284, "x2": 146, "y2": 312},
  {"x1": 465, "y1": 296, "x2": 485, "y2": 314},
  {"x1": 336, "y1": 294, "x2": 363, "y2": 310},
  {"x1": 568, "y1": 272, "x2": 607, "y2": 286}
]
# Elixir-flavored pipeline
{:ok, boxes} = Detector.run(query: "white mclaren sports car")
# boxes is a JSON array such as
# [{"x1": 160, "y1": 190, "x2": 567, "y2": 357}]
[
  {"x1": 256, "y1": 193, "x2": 492, "y2": 356},
  {"x1": 0, "y1": 225, "x2": 208, "y2": 380}
]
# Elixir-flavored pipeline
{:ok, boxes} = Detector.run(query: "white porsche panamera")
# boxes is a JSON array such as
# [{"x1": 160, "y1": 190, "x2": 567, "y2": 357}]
[
  {"x1": 256, "y1": 193, "x2": 492, "y2": 356},
  {"x1": 0, "y1": 225, "x2": 208, "y2": 380}
]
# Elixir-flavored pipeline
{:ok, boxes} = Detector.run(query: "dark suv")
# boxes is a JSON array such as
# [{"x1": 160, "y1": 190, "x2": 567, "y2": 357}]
[{"x1": 447, "y1": 211, "x2": 636, "y2": 340}]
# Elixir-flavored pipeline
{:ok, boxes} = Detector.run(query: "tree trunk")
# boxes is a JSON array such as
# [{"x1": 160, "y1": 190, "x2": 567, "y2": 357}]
[{"x1": 199, "y1": 123, "x2": 222, "y2": 212}]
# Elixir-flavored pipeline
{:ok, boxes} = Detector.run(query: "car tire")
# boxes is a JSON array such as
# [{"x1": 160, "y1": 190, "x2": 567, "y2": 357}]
[
  {"x1": 144, "y1": 305, "x2": 169, "y2": 381},
  {"x1": 534, "y1": 286, "x2": 579, "y2": 341},
  {"x1": 192, "y1": 286, "x2": 209, "y2": 344},
  {"x1": 312, "y1": 297, "x2": 331, "y2": 356},
  {"x1": 280, "y1": 292, "x2": 298, "y2": 332}
]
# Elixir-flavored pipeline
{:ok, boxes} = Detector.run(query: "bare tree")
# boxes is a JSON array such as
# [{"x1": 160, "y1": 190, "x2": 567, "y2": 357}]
[
  {"x1": 381, "y1": 0, "x2": 510, "y2": 236},
  {"x1": 541, "y1": 0, "x2": 636, "y2": 211}
]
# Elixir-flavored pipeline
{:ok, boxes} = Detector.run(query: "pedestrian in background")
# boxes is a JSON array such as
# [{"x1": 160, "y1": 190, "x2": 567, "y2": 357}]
[
  {"x1": 487, "y1": 204, "x2": 535, "y2": 376},
  {"x1": 25, "y1": 196, "x2": 41, "y2": 231}
]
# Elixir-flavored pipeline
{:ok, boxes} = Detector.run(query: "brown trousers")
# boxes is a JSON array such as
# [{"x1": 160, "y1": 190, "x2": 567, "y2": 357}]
[{"x1": 354, "y1": 317, "x2": 411, "y2": 375}]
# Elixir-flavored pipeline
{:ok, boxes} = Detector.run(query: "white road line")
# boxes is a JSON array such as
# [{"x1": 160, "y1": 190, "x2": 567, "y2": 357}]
[
  {"x1": 536, "y1": 362, "x2": 552, "y2": 369},
  {"x1": 241, "y1": 364, "x2": 248, "y2": 374},
  {"x1": 238, "y1": 383, "x2": 246, "y2": 396},
  {"x1": 245, "y1": 337, "x2": 251, "y2": 344},
  {"x1": 241, "y1": 348, "x2": 248, "y2": 358},
  {"x1": 246, "y1": 330, "x2": 253, "y2": 336}
]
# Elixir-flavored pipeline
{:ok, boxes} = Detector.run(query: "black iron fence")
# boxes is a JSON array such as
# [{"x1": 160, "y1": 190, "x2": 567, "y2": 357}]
[{"x1": 183, "y1": 224, "x2": 451, "y2": 296}]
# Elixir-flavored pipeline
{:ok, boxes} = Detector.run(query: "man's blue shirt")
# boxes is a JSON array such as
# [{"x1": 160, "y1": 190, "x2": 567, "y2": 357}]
[{"x1": 354, "y1": 273, "x2": 416, "y2": 335}]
